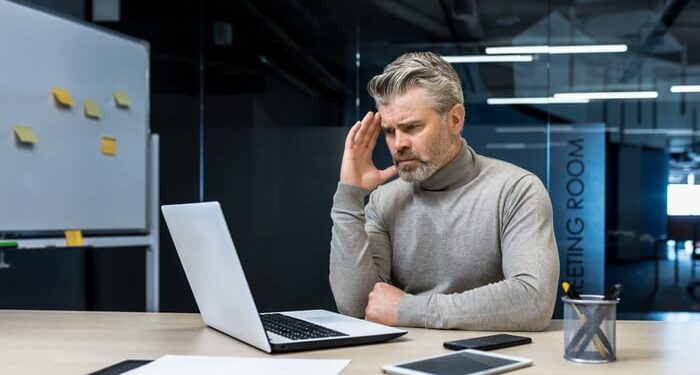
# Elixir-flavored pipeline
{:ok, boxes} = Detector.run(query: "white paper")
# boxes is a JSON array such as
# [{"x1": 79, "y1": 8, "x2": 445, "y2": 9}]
[{"x1": 123, "y1": 355, "x2": 351, "y2": 375}]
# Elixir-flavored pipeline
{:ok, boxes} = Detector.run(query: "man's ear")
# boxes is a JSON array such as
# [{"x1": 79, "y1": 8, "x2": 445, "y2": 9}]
[{"x1": 448, "y1": 104, "x2": 465, "y2": 136}]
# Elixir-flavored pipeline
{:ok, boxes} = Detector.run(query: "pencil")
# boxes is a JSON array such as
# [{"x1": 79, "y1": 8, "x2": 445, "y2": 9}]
[{"x1": 562, "y1": 281, "x2": 608, "y2": 358}]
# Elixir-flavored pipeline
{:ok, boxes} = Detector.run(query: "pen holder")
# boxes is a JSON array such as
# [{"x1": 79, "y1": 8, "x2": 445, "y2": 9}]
[{"x1": 562, "y1": 295, "x2": 619, "y2": 363}]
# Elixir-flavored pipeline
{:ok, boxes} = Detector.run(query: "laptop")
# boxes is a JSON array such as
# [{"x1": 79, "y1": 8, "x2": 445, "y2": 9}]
[{"x1": 161, "y1": 201, "x2": 407, "y2": 353}]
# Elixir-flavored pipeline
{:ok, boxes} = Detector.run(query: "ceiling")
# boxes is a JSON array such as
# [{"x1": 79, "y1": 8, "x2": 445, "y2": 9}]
[{"x1": 99, "y1": 0, "x2": 700, "y2": 162}]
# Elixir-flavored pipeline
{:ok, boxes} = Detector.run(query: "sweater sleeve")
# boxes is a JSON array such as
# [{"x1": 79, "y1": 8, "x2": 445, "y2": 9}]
[
  {"x1": 329, "y1": 183, "x2": 393, "y2": 318},
  {"x1": 397, "y1": 175, "x2": 560, "y2": 331}
]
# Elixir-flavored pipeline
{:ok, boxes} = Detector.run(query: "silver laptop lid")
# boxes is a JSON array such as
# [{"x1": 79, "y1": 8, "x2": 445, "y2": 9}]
[{"x1": 161, "y1": 201, "x2": 272, "y2": 353}]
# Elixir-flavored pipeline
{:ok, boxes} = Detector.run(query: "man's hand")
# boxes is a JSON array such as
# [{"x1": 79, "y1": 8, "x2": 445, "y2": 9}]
[
  {"x1": 340, "y1": 111, "x2": 397, "y2": 191},
  {"x1": 365, "y1": 282, "x2": 405, "y2": 326}
]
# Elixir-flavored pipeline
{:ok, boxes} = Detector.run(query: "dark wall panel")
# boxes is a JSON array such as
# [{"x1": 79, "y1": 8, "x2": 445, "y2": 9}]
[{"x1": 203, "y1": 126, "x2": 345, "y2": 312}]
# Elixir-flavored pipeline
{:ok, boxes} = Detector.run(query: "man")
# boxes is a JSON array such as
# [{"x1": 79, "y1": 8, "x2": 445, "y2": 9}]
[{"x1": 329, "y1": 51, "x2": 559, "y2": 331}]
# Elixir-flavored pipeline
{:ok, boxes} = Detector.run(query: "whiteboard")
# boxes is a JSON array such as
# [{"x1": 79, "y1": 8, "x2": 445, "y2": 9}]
[{"x1": 0, "y1": 0, "x2": 149, "y2": 233}]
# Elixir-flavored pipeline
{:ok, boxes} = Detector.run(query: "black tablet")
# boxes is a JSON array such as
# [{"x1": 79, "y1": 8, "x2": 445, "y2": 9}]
[
  {"x1": 382, "y1": 349, "x2": 532, "y2": 375},
  {"x1": 86, "y1": 360, "x2": 152, "y2": 375}
]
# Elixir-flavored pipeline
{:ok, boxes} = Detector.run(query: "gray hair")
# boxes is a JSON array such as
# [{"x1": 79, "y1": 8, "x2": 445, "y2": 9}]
[{"x1": 367, "y1": 51, "x2": 464, "y2": 117}]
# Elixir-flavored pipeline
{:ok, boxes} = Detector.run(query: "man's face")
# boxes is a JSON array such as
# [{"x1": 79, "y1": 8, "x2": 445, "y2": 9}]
[{"x1": 379, "y1": 87, "x2": 462, "y2": 182}]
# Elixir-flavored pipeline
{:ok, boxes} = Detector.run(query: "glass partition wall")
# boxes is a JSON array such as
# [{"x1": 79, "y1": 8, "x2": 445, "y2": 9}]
[
  {"x1": 351, "y1": 0, "x2": 700, "y2": 318},
  {"x1": 91, "y1": 0, "x2": 699, "y2": 317},
  {"x1": 16, "y1": 0, "x2": 699, "y2": 316}
]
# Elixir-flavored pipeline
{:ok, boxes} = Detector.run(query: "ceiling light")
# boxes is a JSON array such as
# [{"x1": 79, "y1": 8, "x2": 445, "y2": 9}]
[
  {"x1": 441, "y1": 55, "x2": 533, "y2": 63},
  {"x1": 553, "y1": 91, "x2": 658, "y2": 100},
  {"x1": 485, "y1": 44, "x2": 627, "y2": 55},
  {"x1": 485, "y1": 46, "x2": 549, "y2": 54},
  {"x1": 487, "y1": 97, "x2": 589, "y2": 105},
  {"x1": 671, "y1": 85, "x2": 700, "y2": 93}
]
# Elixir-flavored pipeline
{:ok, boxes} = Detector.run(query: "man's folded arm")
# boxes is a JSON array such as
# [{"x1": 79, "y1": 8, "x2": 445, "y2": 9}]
[
  {"x1": 397, "y1": 175, "x2": 559, "y2": 331},
  {"x1": 329, "y1": 183, "x2": 393, "y2": 317}
]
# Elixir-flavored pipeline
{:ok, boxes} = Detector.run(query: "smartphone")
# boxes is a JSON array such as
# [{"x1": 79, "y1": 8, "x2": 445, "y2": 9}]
[{"x1": 443, "y1": 334, "x2": 531, "y2": 351}]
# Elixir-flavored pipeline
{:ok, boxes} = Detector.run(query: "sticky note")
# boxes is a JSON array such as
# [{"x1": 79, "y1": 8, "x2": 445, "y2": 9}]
[
  {"x1": 84, "y1": 99, "x2": 102, "y2": 119},
  {"x1": 64, "y1": 230, "x2": 84, "y2": 247},
  {"x1": 14, "y1": 125, "x2": 38, "y2": 144},
  {"x1": 101, "y1": 136, "x2": 117, "y2": 156},
  {"x1": 52, "y1": 87, "x2": 75, "y2": 107},
  {"x1": 113, "y1": 90, "x2": 131, "y2": 108}
]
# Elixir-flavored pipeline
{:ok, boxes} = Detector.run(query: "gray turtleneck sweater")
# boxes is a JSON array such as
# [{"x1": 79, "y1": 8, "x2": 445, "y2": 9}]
[{"x1": 329, "y1": 139, "x2": 559, "y2": 331}]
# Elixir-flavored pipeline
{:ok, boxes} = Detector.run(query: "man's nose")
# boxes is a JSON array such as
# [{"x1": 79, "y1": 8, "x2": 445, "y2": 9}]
[{"x1": 394, "y1": 132, "x2": 410, "y2": 151}]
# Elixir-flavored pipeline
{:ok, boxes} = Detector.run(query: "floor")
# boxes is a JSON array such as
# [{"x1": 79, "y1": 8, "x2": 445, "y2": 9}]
[{"x1": 606, "y1": 241, "x2": 700, "y2": 321}]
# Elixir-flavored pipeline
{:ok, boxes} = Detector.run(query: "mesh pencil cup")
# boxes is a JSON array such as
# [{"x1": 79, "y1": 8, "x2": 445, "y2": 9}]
[{"x1": 562, "y1": 294, "x2": 619, "y2": 363}]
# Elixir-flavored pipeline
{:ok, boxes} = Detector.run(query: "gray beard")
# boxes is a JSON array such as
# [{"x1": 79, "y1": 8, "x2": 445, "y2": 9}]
[
  {"x1": 397, "y1": 159, "x2": 443, "y2": 182},
  {"x1": 395, "y1": 141, "x2": 456, "y2": 183}
]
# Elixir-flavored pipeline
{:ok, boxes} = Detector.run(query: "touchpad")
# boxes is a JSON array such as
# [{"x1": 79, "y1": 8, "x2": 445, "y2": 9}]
[{"x1": 287, "y1": 311, "x2": 356, "y2": 324}]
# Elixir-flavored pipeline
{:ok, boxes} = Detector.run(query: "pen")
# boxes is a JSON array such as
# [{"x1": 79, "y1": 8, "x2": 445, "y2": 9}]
[
  {"x1": 571, "y1": 283, "x2": 622, "y2": 358},
  {"x1": 562, "y1": 282, "x2": 608, "y2": 358},
  {"x1": 604, "y1": 284, "x2": 623, "y2": 300},
  {"x1": 562, "y1": 281, "x2": 581, "y2": 299}
]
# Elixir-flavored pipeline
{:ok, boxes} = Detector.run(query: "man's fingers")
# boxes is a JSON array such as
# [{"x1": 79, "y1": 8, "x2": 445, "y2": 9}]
[
  {"x1": 358, "y1": 112, "x2": 382, "y2": 149},
  {"x1": 379, "y1": 165, "x2": 398, "y2": 181},
  {"x1": 353, "y1": 112, "x2": 373, "y2": 145},
  {"x1": 372, "y1": 112, "x2": 382, "y2": 128},
  {"x1": 355, "y1": 111, "x2": 375, "y2": 146},
  {"x1": 366, "y1": 118, "x2": 382, "y2": 148},
  {"x1": 345, "y1": 121, "x2": 361, "y2": 148}
]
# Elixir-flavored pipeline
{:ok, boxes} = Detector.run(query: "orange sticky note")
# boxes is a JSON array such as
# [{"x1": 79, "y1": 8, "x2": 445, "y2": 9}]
[
  {"x1": 113, "y1": 90, "x2": 131, "y2": 108},
  {"x1": 65, "y1": 230, "x2": 84, "y2": 247},
  {"x1": 14, "y1": 125, "x2": 38, "y2": 144},
  {"x1": 101, "y1": 136, "x2": 117, "y2": 156},
  {"x1": 84, "y1": 99, "x2": 102, "y2": 119},
  {"x1": 52, "y1": 87, "x2": 75, "y2": 107}
]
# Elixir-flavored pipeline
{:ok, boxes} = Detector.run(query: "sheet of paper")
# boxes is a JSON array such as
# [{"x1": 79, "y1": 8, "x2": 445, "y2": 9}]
[
  {"x1": 13, "y1": 125, "x2": 38, "y2": 144},
  {"x1": 101, "y1": 136, "x2": 117, "y2": 156},
  {"x1": 124, "y1": 355, "x2": 350, "y2": 375},
  {"x1": 52, "y1": 87, "x2": 75, "y2": 107},
  {"x1": 64, "y1": 230, "x2": 84, "y2": 247},
  {"x1": 113, "y1": 89, "x2": 131, "y2": 108},
  {"x1": 84, "y1": 99, "x2": 102, "y2": 119}
]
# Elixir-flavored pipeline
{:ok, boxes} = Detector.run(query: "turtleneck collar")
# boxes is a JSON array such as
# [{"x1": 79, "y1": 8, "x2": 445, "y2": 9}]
[{"x1": 417, "y1": 138, "x2": 480, "y2": 192}]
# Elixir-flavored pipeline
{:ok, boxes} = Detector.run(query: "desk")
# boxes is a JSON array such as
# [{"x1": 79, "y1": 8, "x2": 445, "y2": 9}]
[{"x1": 1, "y1": 310, "x2": 699, "y2": 374}]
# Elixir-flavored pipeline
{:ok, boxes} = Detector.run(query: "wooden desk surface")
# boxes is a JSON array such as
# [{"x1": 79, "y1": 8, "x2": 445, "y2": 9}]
[{"x1": 1, "y1": 310, "x2": 699, "y2": 374}]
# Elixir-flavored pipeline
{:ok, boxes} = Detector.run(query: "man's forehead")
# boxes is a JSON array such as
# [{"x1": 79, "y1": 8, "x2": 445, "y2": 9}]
[
  {"x1": 379, "y1": 87, "x2": 428, "y2": 108},
  {"x1": 380, "y1": 117, "x2": 422, "y2": 129},
  {"x1": 378, "y1": 105, "x2": 429, "y2": 128}
]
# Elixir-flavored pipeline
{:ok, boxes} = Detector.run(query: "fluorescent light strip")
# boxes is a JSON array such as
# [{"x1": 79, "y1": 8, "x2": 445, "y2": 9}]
[
  {"x1": 486, "y1": 45, "x2": 549, "y2": 54},
  {"x1": 549, "y1": 44, "x2": 628, "y2": 54},
  {"x1": 487, "y1": 97, "x2": 589, "y2": 105},
  {"x1": 494, "y1": 126, "x2": 621, "y2": 134},
  {"x1": 624, "y1": 128, "x2": 700, "y2": 136},
  {"x1": 486, "y1": 142, "x2": 569, "y2": 150},
  {"x1": 486, "y1": 44, "x2": 627, "y2": 55},
  {"x1": 441, "y1": 55, "x2": 533, "y2": 63},
  {"x1": 671, "y1": 85, "x2": 700, "y2": 93},
  {"x1": 553, "y1": 91, "x2": 658, "y2": 100}
]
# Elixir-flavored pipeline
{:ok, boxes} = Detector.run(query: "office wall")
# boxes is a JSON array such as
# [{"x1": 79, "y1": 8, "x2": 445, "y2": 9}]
[{"x1": 6, "y1": 0, "x2": 698, "y2": 318}]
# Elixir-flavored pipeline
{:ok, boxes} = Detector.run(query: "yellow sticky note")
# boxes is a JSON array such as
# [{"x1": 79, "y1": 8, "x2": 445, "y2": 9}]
[
  {"x1": 113, "y1": 90, "x2": 131, "y2": 108},
  {"x1": 52, "y1": 87, "x2": 75, "y2": 107},
  {"x1": 101, "y1": 136, "x2": 117, "y2": 156},
  {"x1": 84, "y1": 99, "x2": 102, "y2": 119},
  {"x1": 65, "y1": 230, "x2": 84, "y2": 247},
  {"x1": 14, "y1": 125, "x2": 38, "y2": 144}
]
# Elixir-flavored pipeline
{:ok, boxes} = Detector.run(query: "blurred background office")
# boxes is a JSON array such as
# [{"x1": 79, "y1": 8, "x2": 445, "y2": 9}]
[{"x1": 1, "y1": 0, "x2": 700, "y2": 321}]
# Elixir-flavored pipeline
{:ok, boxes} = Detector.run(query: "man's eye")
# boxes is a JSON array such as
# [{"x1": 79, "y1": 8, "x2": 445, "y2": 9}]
[{"x1": 384, "y1": 128, "x2": 395, "y2": 134}]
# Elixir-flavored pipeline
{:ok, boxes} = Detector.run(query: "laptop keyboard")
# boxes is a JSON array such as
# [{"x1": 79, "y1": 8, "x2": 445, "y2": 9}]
[{"x1": 260, "y1": 313, "x2": 348, "y2": 340}]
